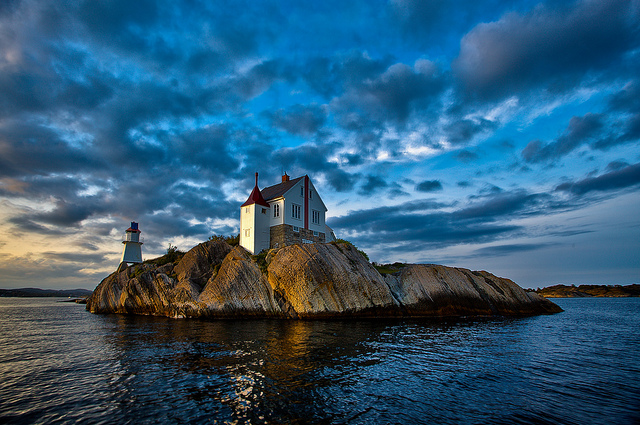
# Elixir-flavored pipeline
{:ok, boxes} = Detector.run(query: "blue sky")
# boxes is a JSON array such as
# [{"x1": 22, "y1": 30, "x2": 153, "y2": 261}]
[{"x1": 0, "y1": 0, "x2": 639, "y2": 289}]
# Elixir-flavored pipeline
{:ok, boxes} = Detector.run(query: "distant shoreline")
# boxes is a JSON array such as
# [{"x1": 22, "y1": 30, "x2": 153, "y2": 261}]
[
  {"x1": 0, "y1": 288, "x2": 93, "y2": 298},
  {"x1": 533, "y1": 284, "x2": 639, "y2": 298}
]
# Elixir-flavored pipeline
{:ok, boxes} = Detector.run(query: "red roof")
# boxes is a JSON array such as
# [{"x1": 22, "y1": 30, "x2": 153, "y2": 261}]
[{"x1": 241, "y1": 184, "x2": 270, "y2": 208}]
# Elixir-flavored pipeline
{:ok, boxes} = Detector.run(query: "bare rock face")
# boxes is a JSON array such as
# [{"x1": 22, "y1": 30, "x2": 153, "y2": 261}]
[
  {"x1": 267, "y1": 243, "x2": 400, "y2": 317},
  {"x1": 86, "y1": 239, "x2": 232, "y2": 318},
  {"x1": 384, "y1": 264, "x2": 560, "y2": 317},
  {"x1": 198, "y1": 246, "x2": 280, "y2": 316},
  {"x1": 87, "y1": 241, "x2": 562, "y2": 319},
  {"x1": 174, "y1": 240, "x2": 232, "y2": 288}
]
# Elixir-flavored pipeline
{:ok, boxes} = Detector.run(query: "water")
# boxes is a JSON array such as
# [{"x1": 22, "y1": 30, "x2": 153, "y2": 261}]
[{"x1": 0, "y1": 298, "x2": 639, "y2": 424}]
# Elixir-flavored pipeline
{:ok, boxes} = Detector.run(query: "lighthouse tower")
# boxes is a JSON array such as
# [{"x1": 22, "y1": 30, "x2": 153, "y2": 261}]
[
  {"x1": 240, "y1": 173, "x2": 270, "y2": 254},
  {"x1": 120, "y1": 221, "x2": 143, "y2": 264}
]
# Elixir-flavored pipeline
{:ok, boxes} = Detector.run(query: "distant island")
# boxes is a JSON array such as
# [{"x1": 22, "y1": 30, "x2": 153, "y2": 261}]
[
  {"x1": 534, "y1": 284, "x2": 640, "y2": 298},
  {"x1": 0, "y1": 288, "x2": 93, "y2": 298}
]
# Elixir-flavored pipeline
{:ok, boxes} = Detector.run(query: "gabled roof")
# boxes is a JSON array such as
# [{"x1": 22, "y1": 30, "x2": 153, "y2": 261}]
[
  {"x1": 241, "y1": 184, "x2": 270, "y2": 208},
  {"x1": 261, "y1": 176, "x2": 305, "y2": 202}
]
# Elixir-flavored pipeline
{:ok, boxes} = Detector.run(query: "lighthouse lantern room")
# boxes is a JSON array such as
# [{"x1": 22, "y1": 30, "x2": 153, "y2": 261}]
[{"x1": 120, "y1": 221, "x2": 143, "y2": 264}]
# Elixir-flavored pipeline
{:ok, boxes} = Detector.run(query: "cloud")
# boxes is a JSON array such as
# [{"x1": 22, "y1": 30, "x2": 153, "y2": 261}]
[
  {"x1": 359, "y1": 175, "x2": 389, "y2": 195},
  {"x1": 444, "y1": 118, "x2": 497, "y2": 145},
  {"x1": 271, "y1": 144, "x2": 360, "y2": 192},
  {"x1": 453, "y1": 189, "x2": 544, "y2": 220},
  {"x1": 331, "y1": 60, "x2": 445, "y2": 126},
  {"x1": 522, "y1": 113, "x2": 604, "y2": 162},
  {"x1": 453, "y1": 0, "x2": 640, "y2": 98},
  {"x1": 302, "y1": 51, "x2": 391, "y2": 99},
  {"x1": 415, "y1": 180, "x2": 443, "y2": 192},
  {"x1": 41, "y1": 251, "x2": 108, "y2": 264},
  {"x1": 330, "y1": 190, "x2": 545, "y2": 251},
  {"x1": 454, "y1": 149, "x2": 480, "y2": 163},
  {"x1": 555, "y1": 162, "x2": 640, "y2": 195},
  {"x1": 266, "y1": 104, "x2": 327, "y2": 136},
  {"x1": 472, "y1": 242, "x2": 557, "y2": 257}
]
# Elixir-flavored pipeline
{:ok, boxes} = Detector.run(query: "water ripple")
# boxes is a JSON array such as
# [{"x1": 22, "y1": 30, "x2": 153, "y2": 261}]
[{"x1": 0, "y1": 298, "x2": 639, "y2": 424}]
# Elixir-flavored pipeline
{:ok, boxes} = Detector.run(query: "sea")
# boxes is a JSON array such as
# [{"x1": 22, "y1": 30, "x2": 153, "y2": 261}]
[{"x1": 0, "y1": 297, "x2": 638, "y2": 425}]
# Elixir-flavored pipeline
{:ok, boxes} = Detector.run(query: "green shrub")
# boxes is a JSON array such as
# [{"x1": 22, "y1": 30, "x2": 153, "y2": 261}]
[
  {"x1": 145, "y1": 244, "x2": 185, "y2": 266},
  {"x1": 331, "y1": 239, "x2": 369, "y2": 261},
  {"x1": 209, "y1": 234, "x2": 240, "y2": 246},
  {"x1": 251, "y1": 251, "x2": 269, "y2": 275}
]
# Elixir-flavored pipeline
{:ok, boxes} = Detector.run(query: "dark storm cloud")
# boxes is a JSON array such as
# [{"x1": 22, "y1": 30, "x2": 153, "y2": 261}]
[
  {"x1": 0, "y1": 121, "x2": 102, "y2": 177},
  {"x1": 453, "y1": 0, "x2": 640, "y2": 98},
  {"x1": 331, "y1": 204, "x2": 521, "y2": 250},
  {"x1": 445, "y1": 118, "x2": 496, "y2": 145},
  {"x1": 415, "y1": 180, "x2": 443, "y2": 192},
  {"x1": 555, "y1": 162, "x2": 640, "y2": 195},
  {"x1": 32, "y1": 198, "x2": 100, "y2": 227},
  {"x1": 471, "y1": 242, "x2": 557, "y2": 257},
  {"x1": 600, "y1": 80, "x2": 640, "y2": 146},
  {"x1": 453, "y1": 190, "x2": 543, "y2": 221},
  {"x1": 455, "y1": 149, "x2": 480, "y2": 163},
  {"x1": 302, "y1": 51, "x2": 391, "y2": 99},
  {"x1": 330, "y1": 186, "x2": 586, "y2": 252},
  {"x1": 522, "y1": 113, "x2": 604, "y2": 163},
  {"x1": 608, "y1": 80, "x2": 640, "y2": 113},
  {"x1": 359, "y1": 175, "x2": 389, "y2": 195},
  {"x1": 331, "y1": 60, "x2": 445, "y2": 125},
  {"x1": 266, "y1": 104, "x2": 327, "y2": 136},
  {"x1": 8, "y1": 217, "x2": 68, "y2": 236},
  {"x1": 271, "y1": 144, "x2": 360, "y2": 192},
  {"x1": 41, "y1": 251, "x2": 108, "y2": 264}
]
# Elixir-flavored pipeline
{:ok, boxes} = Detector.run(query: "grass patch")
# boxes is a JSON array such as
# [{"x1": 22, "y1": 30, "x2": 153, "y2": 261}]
[
  {"x1": 145, "y1": 244, "x2": 185, "y2": 266},
  {"x1": 330, "y1": 239, "x2": 369, "y2": 261},
  {"x1": 373, "y1": 262, "x2": 407, "y2": 275},
  {"x1": 252, "y1": 251, "x2": 269, "y2": 275},
  {"x1": 209, "y1": 234, "x2": 239, "y2": 246}
]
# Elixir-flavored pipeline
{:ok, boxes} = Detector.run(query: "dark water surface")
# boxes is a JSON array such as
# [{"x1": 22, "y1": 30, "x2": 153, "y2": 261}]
[{"x1": 0, "y1": 298, "x2": 639, "y2": 424}]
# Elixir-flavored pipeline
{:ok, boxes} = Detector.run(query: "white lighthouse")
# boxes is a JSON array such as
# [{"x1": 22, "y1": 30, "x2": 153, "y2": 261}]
[{"x1": 120, "y1": 221, "x2": 143, "y2": 264}]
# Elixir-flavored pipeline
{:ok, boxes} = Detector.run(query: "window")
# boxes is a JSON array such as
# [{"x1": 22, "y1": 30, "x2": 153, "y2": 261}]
[
  {"x1": 309, "y1": 190, "x2": 313, "y2": 199},
  {"x1": 313, "y1": 231, "x2": 318, "y2": 236},
  {"x1": 300, "y1": 186, "x2": 304, "y2": 197},
  {"x1": 244, "y1": 229, "x2": 250, "y2": 237},
  {"x1": 245, "y1": 207, "x2": 249, "y2": 213},
  {"x1": 312, "y1": 210, "x2": 320, "y2": 224},
  {"x1": 261, "y1": 208, "x2": 267, "y2": 214},
  {"x1": 292, "y1": 204, "x2": 301, "y2": 220},
  {"x1": 293, "y1": 226, "x2": 299, "y2": 232},
  {"x1": 273, "y1": 203, "x2": 280, "y2": 218}
]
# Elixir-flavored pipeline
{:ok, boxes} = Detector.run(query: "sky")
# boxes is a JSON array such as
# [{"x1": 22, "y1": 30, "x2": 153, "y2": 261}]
[{"x1": 0, "y1": 0, "x2": 639, "y2": 290}]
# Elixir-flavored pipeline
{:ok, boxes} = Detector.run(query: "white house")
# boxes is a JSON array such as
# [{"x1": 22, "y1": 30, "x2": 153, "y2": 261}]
[{"x1": 240, "y1": 172, "x2": 335, "y2": 254}]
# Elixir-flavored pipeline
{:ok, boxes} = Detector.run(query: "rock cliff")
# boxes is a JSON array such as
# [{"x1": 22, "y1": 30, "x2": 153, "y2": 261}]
[{"x1": 86, "y1": 241, "x2": 562, "y2": 318}]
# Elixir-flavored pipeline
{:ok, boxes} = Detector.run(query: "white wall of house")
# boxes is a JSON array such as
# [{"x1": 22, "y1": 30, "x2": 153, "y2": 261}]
[
  {"x1": 240, "y1": 203, "x2": 271, "y2": 254},
  {"x1": 269, "y1": 198, "x2": 285, "y2": 227},
  {"x1": 275, "y1": 178, "x2": 327, "y2": 233}
]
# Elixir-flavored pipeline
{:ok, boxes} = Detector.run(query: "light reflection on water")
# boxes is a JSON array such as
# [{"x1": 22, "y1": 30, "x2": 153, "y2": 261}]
[{"x1": 0, "y1": 298, "x2": 639, "y2": 424}]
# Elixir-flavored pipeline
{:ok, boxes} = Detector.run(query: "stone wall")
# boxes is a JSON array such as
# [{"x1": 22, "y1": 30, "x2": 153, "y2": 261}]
[{"x1": 270, "y1": 224, "x2": 325, "y2": 249}]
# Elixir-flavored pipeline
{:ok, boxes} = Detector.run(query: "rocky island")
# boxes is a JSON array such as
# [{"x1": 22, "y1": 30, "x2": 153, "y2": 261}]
[
  {"x1": 86, "y1": 240, "x2": 561, "y2": 318},
  {"x1": 535, "y1": 284, "x2": 640, "y2": 298}
]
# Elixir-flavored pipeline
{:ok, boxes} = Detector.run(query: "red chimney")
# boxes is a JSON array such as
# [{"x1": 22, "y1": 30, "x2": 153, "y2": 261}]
[{"x1": 282, "y1": 172, "x2": 290, "y2": 182}]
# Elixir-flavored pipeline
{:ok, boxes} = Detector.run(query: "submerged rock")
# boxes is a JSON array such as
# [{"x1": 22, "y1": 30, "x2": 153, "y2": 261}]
[{"x1": 86, "y1": 241, "x2": 562, "y2": 318}]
